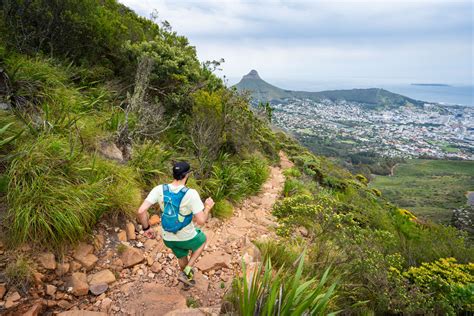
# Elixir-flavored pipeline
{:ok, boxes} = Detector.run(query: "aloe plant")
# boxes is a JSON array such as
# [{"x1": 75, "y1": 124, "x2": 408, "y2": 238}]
[{"x1": 233, "y1": 251, "x2": 339, "y2": 316}]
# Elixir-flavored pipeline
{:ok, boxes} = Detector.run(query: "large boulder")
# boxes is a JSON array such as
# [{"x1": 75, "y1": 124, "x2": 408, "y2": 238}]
[
  {"x1": 121, "y1": 247, "x2": 144, "y2": 268},
  {"x1": 195, "y1": 251, "x2": 232, "y2": 272}
]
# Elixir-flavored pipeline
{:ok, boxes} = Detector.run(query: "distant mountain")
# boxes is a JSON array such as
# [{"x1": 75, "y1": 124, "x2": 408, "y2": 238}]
[
  {"x1": 234, "y1": 70, "x2": 289, "y2": 101},
  {"x1": 235, "y1": 70, "x2": 425, "y2": 109}
]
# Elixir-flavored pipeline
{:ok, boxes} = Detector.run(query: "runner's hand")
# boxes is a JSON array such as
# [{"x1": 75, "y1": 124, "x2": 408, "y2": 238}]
[
  {"x1": 144, "y1": 229, "x2": 156, "y2": 239},
  {"x1": 205, "y1": 197, "x2": 215, "y2": 209}
]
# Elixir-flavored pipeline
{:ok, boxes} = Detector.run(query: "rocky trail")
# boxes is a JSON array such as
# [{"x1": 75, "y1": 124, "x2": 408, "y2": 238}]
[{"x1": 0, "y1": 153, "x2": 293, "y2": 316}]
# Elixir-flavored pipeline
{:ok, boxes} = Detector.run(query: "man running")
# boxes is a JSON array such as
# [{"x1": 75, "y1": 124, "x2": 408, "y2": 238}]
[{"x1": 136, "y1": 161, "x2": 214, "y2": 286}]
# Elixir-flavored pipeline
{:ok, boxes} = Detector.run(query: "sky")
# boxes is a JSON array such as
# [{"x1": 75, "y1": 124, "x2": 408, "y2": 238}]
[{"x1": 119, "y1": 0, "x2": 473, "y2": 89}]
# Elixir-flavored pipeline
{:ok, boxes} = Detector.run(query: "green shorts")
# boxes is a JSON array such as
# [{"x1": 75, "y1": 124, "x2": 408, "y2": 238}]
[{"x1": 163, "y1": 229, "x2": 207, "y2": 258}]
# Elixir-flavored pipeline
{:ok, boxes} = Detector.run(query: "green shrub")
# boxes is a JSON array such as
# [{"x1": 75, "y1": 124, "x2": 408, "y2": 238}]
[
  {"x1": 387, "y1": 258, "x2": 474, "y2": 314},
  {"x1": 283, "y1": 167, "x2": 302, "y2": 178},
  {"x1": 282, "y1": 178, "x2": 307, "y2": 197},
  {"x1": 212, "y1": 199, "x2": 233, "y2": 219},
  {"x1": 405, "y1": 258, "x2": 473, "y2": 304},
  {"x1": 230, "y1": 253, "x2": 338, "y2": 315}
]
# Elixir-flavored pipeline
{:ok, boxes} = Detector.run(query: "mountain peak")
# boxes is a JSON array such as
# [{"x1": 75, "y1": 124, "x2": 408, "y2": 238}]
[{"x1": 243, "y1": 69, "x2": 261, "y2": 80}]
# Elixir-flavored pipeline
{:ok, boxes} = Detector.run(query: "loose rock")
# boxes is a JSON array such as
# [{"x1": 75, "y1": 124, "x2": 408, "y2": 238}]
[
  {"x1": 117, "y1": 230, "x2": 127, "y2": 242},
  {"x1": 149, "y1": 215, "x2": 160, "y2": 226},
  {"x1": 150, "y1": 262, "x2": 162, "y2": 273},
  {"x1": 121, "y1": 247, "x2": 144, "y2": 268},
  {"x1": 56, "y1": 263, "x2": 70, "y2": 276},
  {"x1": 0, "y1": 283, "x2": 6, "y2": 300},
  {"x1": 22, "y1": 301, "x2": 43, "y2": 316},
  {"x1": 58, "y1": 311, "x2": 108, "y2": 316},
  {"x1": 67, "y1": 272, "x2": 89, "y2": 296},
  {"x1": 88, "y1": 269, "x2": 116, "y2": 285},
  {"x1": 89, "y1": 283, "x2": 108, "y2": 296},
  {"x1": 126, "y1": 222, "x2": 136, "y2": 240},
  {"x1": 100, "y1": 297, "x2": 113, "y2": 313},
  {"x1": 38, "y1": 252, "x2": 56, "y2": 270},
  {"x1": 46, "y1": 284, "x2": 57, "y2": 296}
]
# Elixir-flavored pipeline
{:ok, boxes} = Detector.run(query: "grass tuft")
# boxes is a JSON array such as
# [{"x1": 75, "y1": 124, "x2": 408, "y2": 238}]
[
  {"x1": 5, "y1": 255, "x2": 34, "y2": 293},
  {"x1": 212, "y1": 199, "x2": 234, "y2": 219}
]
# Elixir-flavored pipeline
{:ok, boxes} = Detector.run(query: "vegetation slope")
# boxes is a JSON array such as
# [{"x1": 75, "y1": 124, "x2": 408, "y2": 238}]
[{"x1": 0, "y1": 1, "x2": 472, "y2": 315}]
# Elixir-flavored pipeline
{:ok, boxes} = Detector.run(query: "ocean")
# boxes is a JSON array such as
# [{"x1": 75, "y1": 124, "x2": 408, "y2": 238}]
[
  {"x1": 377, "y1": 84, "x2": 473, "y2": 107},
  {"x1": 251, "y1": 78, "x2": 474, "y2": 107}
]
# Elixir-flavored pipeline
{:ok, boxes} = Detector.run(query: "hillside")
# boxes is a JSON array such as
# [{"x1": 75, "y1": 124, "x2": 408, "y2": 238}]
[
  {"x1": 235, "y1": 70, "x2": 425, "y2": 109},
  {"x1": 0, "y1": 1, "x2": 473, "y2": 315}
]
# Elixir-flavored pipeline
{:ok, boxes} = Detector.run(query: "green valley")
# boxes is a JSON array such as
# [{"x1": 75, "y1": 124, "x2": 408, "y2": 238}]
[{"x1": 370, "y1": 159, "x2": 474, "y2": 224}]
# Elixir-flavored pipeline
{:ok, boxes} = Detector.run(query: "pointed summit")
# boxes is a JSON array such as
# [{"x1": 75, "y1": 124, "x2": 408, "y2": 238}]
[
  {"x1": 234, "y1": 70, "x2": 288, "y2": 102},
  {"x1": 243, "y1": 69, "x2": 261, "y2": 79}
]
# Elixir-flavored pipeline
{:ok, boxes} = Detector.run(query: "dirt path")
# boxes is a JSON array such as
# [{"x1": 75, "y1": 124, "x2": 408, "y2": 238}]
[
  {"x1": 6, "y1": 153, "x2": 293, "y2": 316},
  {"x1": 115, "y1": 153, "x2": 292, "y2": 315}
]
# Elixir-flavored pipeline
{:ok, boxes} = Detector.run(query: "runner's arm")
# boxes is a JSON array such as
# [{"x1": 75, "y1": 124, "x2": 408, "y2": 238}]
[
  {"x1": 137, "y1": 200, "x2": 153, "y2": 228},
  {"x1": 194, "y1": 198, "x2": 215, "y2": 225}
]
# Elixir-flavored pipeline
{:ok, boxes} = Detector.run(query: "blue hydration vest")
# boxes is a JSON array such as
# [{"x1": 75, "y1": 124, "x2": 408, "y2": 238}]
[{"x1": 161, "y1": 184, "x2": 192, "y2": 233}]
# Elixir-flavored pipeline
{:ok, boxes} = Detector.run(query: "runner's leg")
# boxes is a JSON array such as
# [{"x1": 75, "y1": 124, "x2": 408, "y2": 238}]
[
  {"x1": 187, "y1": 240, "x2": 206, "y2": 267},
  {"x1": 178, "y1": 256, "x2": 188, "y2": 270}
]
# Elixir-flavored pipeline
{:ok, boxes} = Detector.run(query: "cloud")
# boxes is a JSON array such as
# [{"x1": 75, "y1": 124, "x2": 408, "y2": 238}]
[{"x1": 119, "y1": 0, "x2": 473, "y2": 85}]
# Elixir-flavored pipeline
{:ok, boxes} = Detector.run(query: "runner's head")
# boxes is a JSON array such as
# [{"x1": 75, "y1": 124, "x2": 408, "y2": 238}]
[{"x1": 173, "y1": 161, "x2": 191, "y2": 181}]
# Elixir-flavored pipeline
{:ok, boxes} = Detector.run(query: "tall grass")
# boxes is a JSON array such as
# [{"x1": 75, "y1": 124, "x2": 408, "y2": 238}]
[
  {"x1": 231, "y1": 252, "x2": 339, "y2": 315},
  {"x1": 203, "y1": 154, "x2": 269, "y2": 202},
  {"x1": 6, "y1": 135, "x2": 140, "y2": 249},
  {"x1": 129, "y1": 140, "x2": 172, "y2": 187}
]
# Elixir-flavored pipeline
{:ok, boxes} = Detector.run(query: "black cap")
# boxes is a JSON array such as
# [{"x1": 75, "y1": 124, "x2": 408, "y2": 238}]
[{"x1": 173, "y1": 161, "x2": 191, "y2": 180}]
